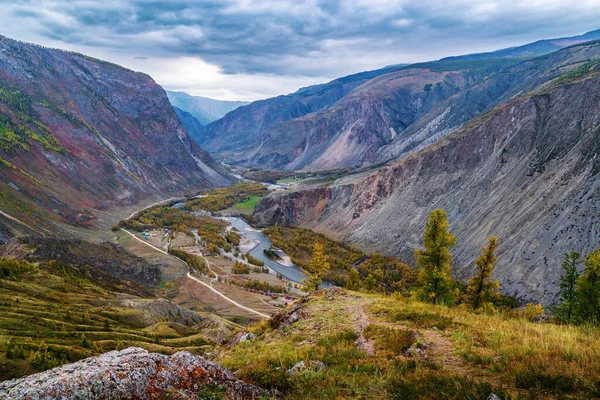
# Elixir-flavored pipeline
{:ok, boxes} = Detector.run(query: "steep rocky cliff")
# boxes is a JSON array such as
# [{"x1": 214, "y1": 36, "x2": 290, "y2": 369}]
[
  {"x1": 0, "y1": 348, "x2": 271, "y2": 399},
  {"x1": 254, "y1": 69, "x2": 600, "y2": 304},
  {"x1": 200, "y1": 65, "x2": 406, "y2": 156},
  {"x1": 0, "y1": 35, "x2": 231, "y2": 237}
]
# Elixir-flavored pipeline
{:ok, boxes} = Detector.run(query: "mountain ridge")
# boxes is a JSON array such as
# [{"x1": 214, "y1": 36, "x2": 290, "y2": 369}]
[
  {"x1": 203, "y1": 29, "x2": 600, "y2": 171},
  {"x1": 0, "y1": 34, "x2": 232, "y2": 238}
]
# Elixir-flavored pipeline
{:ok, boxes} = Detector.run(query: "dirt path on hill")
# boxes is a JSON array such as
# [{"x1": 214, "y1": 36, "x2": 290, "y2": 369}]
[
  {"x1": 0, "y1": 209, "x2": 39, "y2": 233},
  {"x1": 362, "y1": 302, "x2": 499, "y2": 385},
  {"x1": 354, "y1": 305, "x2": 376, "y2": 356}
]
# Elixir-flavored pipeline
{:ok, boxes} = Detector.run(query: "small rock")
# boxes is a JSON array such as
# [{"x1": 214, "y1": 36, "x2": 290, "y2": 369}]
[
  {"x1": 238, "y1": 333, "x2": 257, "y2": 343},
  {"x1": 532, "y1": 314, "x2": 550, "y2": 323},
  {"x1": 286, "y1": 360, "x2": 325, "y2": 376},
  {"x1": 404, "y1": 343, "x2": 427, "y2": 359},
  {"x1": 488, "y1": 394, "x2": 501, "y2": 400}
]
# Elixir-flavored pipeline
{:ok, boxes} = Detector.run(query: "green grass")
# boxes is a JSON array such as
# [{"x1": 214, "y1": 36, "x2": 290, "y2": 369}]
[
  {"x1": 0, "y1": 257, "x2": 217, "y2": 381},
  {"x1": 230, "y1": 195, "x2": 263, "y2": 213},
  {"x1": 184, "y1": 181, "x2": 268, "y2": 213},
  {"x1": 276, "y1": 177, "x2": 303, "y2": 184}
]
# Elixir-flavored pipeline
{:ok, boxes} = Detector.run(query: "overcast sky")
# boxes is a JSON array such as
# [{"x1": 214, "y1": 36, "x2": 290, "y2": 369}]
[{"x1": 1, "y1": 0, "x2": 600, "y2": 101}]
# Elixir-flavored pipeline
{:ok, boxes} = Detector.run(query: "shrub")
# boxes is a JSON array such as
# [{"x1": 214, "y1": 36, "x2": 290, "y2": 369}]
[
  {"x1": 514, "y1": 367, "x2": 576, "y2": 394},
  {"x1": 0, "y1": 257, "x2": 35, "y2": 279},
  {"x1": 237, "y1": 362, "x2": 291, "y2": 392},
  {"x1": 246, "y1": 253, "x2": 264, "y2": 267},
  {"x1": 232, "y1": 262, "x2": 250, "y2": 274},
  {"x1": 364, "y1": 324, "x2": 414, "y2": 356}
]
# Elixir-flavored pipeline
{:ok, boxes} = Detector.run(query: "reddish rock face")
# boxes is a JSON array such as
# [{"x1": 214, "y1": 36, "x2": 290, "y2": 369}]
[
  {"x1": 254, "y1": 68, "x2": 600, "y2": 305},
  {"x1": 0, "y1": 347, "x2": 273, "y2": 399},
  {"x1": 0, "y1": 35, "x2": 231, "y2": 235}
]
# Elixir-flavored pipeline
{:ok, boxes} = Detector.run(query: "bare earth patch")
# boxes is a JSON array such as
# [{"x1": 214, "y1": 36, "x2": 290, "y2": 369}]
[{"x1": 355, "y1": 305, "x2": 376, "y2": 356}]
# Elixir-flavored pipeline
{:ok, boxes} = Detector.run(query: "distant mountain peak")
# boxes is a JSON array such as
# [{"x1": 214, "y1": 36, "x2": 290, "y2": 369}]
[{"x1": 166, "y1": 90, "x2": 249, "y2": 125}]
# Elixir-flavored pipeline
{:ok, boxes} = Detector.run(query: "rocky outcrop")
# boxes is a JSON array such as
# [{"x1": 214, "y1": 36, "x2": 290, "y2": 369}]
[
  {"x1": 0, "y1": 348, "x2": 272, "y2": 400},
  {"x1": 0, "y1": 35, "x2": 231, "y2": 237},
  {"x1": 18, "y1": 236, "x2": 162, "y2": 286},
  {"x1": 120, "y1": 298, "x2": 206, "y2": 326},
  {"x1": 254, "y1": 71, "x2": 600, "y2": 305}
]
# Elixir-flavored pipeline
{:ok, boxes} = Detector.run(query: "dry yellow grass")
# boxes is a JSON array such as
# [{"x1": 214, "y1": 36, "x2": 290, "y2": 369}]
[{"x1": 219, "y1": 290, "x2": 600, "y2": 399}]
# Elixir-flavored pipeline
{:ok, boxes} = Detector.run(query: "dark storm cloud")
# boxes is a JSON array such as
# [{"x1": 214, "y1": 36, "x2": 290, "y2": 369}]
[
  {"x1": 6, "y1": 0, "x2": 597, "y2": 77},
  {"x1": 2, "y1": 0, "x2": 600, "y2": 100}
]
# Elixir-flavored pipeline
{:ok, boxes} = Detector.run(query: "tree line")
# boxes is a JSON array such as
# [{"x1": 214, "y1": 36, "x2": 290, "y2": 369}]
[
  {"x1": 302, "y1": 208, "x2": 514, "y2": 311},
  {"x1": 553, "y1": 249, "x2": 600, "y2": 324}
]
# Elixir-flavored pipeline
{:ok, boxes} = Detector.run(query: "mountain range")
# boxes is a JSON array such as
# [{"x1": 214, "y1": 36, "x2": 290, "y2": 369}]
[
  {"x1": 2, "y1": 29, "x2": 600, "y2": 303},
  {"x1": 166, "y1": 90, "x2": 248, "y2": 126},
  {"x1": 253, "y1": 39, "x2": 600, "y2": 304},
  {"x1": 203, "y1": 29, "x2": 600, "y2": 171}
]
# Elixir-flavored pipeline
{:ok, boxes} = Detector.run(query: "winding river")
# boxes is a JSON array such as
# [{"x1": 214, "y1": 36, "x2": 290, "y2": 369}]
[
  {"x1": 222, "y1": 216, "x2": 309, "y2": 284},
  {"x1": 175, "y1": 201, "x2": 309, "y2": 284}
]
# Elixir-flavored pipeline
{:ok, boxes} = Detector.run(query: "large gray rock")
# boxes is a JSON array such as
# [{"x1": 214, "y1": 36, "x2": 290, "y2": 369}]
[{"x1": 0, "y1": 348, "x2": 271, "y2": 400}]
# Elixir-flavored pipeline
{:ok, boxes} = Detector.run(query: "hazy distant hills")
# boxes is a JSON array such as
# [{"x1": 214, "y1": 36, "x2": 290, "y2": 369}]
[
  {"x1": 166, "y1": 91, "x2": 248, "y2": 125},
  {"x1": 0, "y1": 35, "x2": 231, "y2": 237},
  {"x1": 203, "y1": 29, "x2": 600, "y2": 171},
  {"x1": 173, "y1": 106, "x2": 205, "y2": 144}
]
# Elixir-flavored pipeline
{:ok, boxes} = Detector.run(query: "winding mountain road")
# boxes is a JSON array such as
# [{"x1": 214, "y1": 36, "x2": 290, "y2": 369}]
[
  {"x1": 120, "y1": 228, "x2": 269, "y2": 319},
  {"x1": 125, "y1": 197, "x2": 183, "y2": 221}
]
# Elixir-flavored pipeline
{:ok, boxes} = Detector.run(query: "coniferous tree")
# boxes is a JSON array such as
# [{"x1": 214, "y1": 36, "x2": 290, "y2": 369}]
[
  {"x1": 303, "y1": 242, "x2": 330, "y2": 292},
  {"x1": 554, "y1": 251, "x2": 580, "y2": 323},
  {"x1": 346, "y1": 269, "x2": 361, "y2": 290},
  {"x1": 415, "y1": 209, "x2": 456, "y2": 304},
  {"x1": 466, "y1": 237, "x2": 500, "y2": 309},
  {"x1": 80, "y1": 333, "x2": 90, "y2": 348},
  {"x1": 28, "y1": 341, "x2": 58, "y2": 371},
  {"x1": 365, "y1": 274, "x2": 377, "y2": 293},
  {"x1": 576, "y1": 247, "x2": 600, "y2": 324}
]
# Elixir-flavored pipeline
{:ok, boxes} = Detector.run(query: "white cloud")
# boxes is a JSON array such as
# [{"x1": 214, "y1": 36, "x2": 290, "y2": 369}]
[{"x1": 123, "y1": 56, "x2": 328, "y2": 101}]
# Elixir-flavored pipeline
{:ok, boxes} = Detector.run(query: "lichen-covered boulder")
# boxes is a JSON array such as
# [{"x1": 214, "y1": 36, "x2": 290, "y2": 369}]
[{"x1": 0, "y1": 347, "x2": 273, "y2": 399}]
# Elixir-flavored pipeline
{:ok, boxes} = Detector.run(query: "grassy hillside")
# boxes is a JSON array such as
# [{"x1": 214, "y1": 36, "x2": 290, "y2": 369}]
[
  {"x1": 0, "y1": 254, "x2": 232, "y2": 381},
  {"x1": 219, "y1": 288, "x2": 600, "y2": 399}
]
